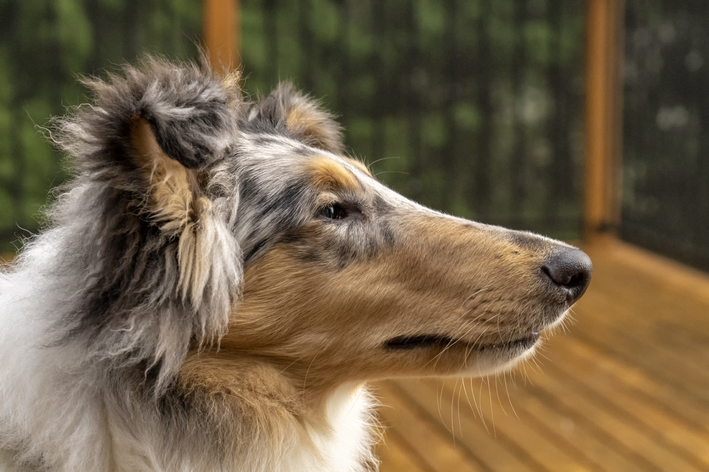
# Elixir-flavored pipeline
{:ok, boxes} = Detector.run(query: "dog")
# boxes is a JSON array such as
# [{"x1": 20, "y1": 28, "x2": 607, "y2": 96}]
[{"x1": 0, "y1": 57, "x2": 592, "y2": 472}]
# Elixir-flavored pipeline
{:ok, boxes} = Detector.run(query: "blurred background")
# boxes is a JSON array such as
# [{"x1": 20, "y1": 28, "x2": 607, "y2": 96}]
[{"x1": 1, "y1": 0, "x2": 709, "y2": 471}]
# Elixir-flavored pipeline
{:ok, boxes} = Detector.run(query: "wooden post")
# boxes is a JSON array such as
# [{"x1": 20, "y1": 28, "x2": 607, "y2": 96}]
[
  {"x1": 203, "y1": 0, "x2": 240, "y2": 71},
  {"x1": 584, "y1": 0, "x2": 624, "y2": 242}
]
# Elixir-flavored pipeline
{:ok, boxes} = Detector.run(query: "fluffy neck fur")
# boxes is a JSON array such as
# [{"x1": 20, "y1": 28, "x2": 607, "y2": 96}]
[
  {"x1": 0, "y1": 58, "x2": 382, "y2": 471},
  {"x1": 0, "y1": 236, "x2": 378, "y2": 472}
]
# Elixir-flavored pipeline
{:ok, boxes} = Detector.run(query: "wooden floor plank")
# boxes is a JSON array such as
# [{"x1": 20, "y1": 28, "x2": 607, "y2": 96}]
[
  {"x1": 376, "y1": 382, "x2": 483, "y2": 472},
  {"x1": 540, "y1": 341, "x2": 709, "y2": 470},
  {"x1": 434, "y1": 378, "x2": 597, "y2": 472},
  {"x1": 503, "y1": 385, "x2": 648, "y2": 472},
  {"x1": 550, "y1": 332, "x2": 709, "y2": 434},
  {"x1": 393, "y1": 378, "x2": 538, "y2": 472},
  {"x1": 571, "y1": 317, "x2": 709, "y2": 410},
  {"x1": 519, "y1": 360, "x2": 705, "y2": 472},
  {"x1": 377, "y1": 426, "x2": 430, "y2": 472},
  {"x1": 577, "y1": 291, "x2": 709, "y2": 384},
  {"x1": 586, "y1": 238, "x2": 709, "y2": 305},
  {"x1": 548, "y1": 335, "x2": 709, "y2": 458}
]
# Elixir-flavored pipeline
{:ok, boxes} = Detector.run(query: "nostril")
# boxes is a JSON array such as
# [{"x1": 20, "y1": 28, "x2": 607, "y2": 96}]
[
  {"x1": 542, "y1": 265, "x2": 572, "y2": 286},
  {"x1": 542, "y1": 264, "x2": 587, "y2": 288},
  {"x1": 542, "y1": 248, "x2": 593, "y2": 304}
]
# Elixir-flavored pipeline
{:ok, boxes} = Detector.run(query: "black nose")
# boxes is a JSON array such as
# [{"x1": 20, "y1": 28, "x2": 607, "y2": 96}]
[{"x1": 541, "y1": 247, "x2": 593, "y2": 304}]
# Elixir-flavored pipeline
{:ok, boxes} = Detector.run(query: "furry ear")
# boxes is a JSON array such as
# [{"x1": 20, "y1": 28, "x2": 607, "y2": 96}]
[
  {"x1": 130, "y1": 117, "x2": 218, "y2": 301},
  {"x1": 51, "y1": 59, "x2": 244, "y2": 392},
  {"x1": 131, "y1": 70, "x2": 240, "y2": 171},
  {"x1": 52, "y1": 57, "x2": 243, "y2": 366},
  {"x1": 115, "y1": 60, "x2": 242, "y2": 307},
  {"x1": 61, "y1": 57, "x2": 241, "y2": 233},
  {"x1": 250, "y1": 83, "x2": 345, "y2": 154},
  {"x1": 68, "y1": 58, "x2": 243, "y2": 305},
  {"x1": 130, "y1": 116, "x2": 208, "y2": 234}
]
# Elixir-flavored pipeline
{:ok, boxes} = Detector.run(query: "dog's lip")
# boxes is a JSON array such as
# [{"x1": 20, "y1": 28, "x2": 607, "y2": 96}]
[
  {"x1": 477, "y1": 332, "x2": 540, "y2": 351},
  {"x1": 384, "y1": 332, "x2": 540, "y2": 351},
  {"x1": 384, "y1": 334, "x2": 456, "y2": 350}
]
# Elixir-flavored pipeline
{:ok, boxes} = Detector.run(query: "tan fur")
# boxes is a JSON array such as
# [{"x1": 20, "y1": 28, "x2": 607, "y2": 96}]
[
  {"x1": 220, "y1": 70, "x2": 243, "y2": 108},
  {"x1": 307, "y1": 156, "x2": 360, "y2": 191},
  {"x1": 179, "y1": 354, "x2": 309, "y2": 434},
  {"x1": 130, "y1": 117, "x2": 213, "y2": 304},
  {"x1": 285, "y1": 105, "x2": 343, "y2": 154},
  {"x1": 344, "y1": 158, "x2": 372, "y2": 176},
  {"x1": 0, "y1": 58, "x2": 590, "y2": 471}
]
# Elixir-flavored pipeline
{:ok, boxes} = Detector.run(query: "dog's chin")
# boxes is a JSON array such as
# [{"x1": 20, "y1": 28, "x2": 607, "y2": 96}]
[
  {"x1": 383, "y1": 331, "x2": 542, "y2": 377},
  {"x1": 458, "y1": 333, "x2": 541, "y2": 376}
]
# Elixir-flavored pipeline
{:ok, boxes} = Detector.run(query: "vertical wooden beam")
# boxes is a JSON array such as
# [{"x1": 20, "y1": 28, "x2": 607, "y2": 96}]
[
  {"x1": 584, "y1": 0, "x2": 624, "y2": 241},
  {"x1": 203, "y1": 0, "x2": 240, "y2": 71}
]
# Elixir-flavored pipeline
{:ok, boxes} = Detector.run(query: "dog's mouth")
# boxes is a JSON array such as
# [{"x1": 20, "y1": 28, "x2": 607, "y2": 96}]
[
  {"x1": 384, "y1": 332, "x2": 540, "y2": 351},
  {"x1": 384, "y1": 334, "x2": 455, "y2": 350}
]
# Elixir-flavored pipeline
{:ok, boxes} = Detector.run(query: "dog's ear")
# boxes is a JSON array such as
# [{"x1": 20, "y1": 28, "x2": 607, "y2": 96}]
[
  {"x1": 250, "y1": 82, "x2": 345, "y2": 154},
  {"x1": 129, "y1": 115, "x2": 212, "y2": 238},
  {"x1": 51, "y1": 59, "x2": 244, "y2": 392},
  {"x1": 124, "y1": 62, "x2": 242, "y2": 305},
  {"x1": 70, "y1": 57, "x2": 240, "y2": 231},
  {"x1": 55, "y1": 57, "x2": 243, "y2": 314},
  {"x1": 47, "y1": 58, "x2": 247, "y2": 395},
  {"x1": 128, "y1": 71, "x2": 240, "y2": 171}
]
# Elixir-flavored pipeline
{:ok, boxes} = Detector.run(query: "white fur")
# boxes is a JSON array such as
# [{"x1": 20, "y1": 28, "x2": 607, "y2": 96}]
[
  {"x1": 284, "y1": 385, "x2": 377, "y2": 472},
  {"x1": 0, "y1": 237, "x2": 377, "y2": 472}
]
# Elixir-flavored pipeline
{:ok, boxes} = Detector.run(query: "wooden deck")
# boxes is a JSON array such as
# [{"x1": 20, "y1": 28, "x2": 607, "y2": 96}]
[{"x1": 374, "y1": 238, "x2": 709, "y2": 472}]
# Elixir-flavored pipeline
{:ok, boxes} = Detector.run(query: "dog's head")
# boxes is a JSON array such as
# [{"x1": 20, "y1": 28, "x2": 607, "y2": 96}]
[{"x1": 54, "y1": 58, "x2": 591, "y2": 397}]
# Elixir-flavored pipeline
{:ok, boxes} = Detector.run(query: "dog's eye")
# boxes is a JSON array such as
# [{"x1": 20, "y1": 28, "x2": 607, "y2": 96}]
[{"x1": 320, "y1": 204, "x2": 349, "y2": 220}]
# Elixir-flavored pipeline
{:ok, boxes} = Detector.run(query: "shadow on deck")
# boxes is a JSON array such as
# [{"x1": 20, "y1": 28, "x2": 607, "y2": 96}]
[{"x1": 375, "y1": 238, "x2": 709, "y2": 472}]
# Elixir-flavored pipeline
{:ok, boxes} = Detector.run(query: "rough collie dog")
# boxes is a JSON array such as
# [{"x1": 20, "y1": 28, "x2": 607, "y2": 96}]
[{"x1": 0, "y1": 58, "x2": 592, "y2": 472}]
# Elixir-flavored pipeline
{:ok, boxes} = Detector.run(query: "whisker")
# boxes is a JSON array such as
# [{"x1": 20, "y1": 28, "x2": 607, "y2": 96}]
[
  {"x1": 346, "y1": 386, "x2": 366, "y2": 418},
  {"x1": 374, "y1": 170, "x2": 409, "y2": 178},
  {"x1": 521, "y1": 362, "x2": 532, "y2": 386},
  {"x1": 427, "y1": 307, "x2": 501, "y2": 368},
  {"x1": 302, "y1": 346, "x2": 328, "y2": 399},
  {"x1": 485, "y1": 377, "x2": 497, "y2": 437},
  {"x1": 456, "y1": 379, "x2": 464, "y2": 441},
  {"x1": 461, "y1": 377, "x2": 477, "y2": 419},
  {"x1": 450, "y1": 379, "x2": 458, "y2": 443},
  {"x1": 460, "y1": 288, "x2": 487, "y2": 310},
  {"x1": 426, "y1": 318, "x2": 484, "y2": 369},
  {"x1": 366, "y1": 155, "x2": 401, "y2": 169},
  {"x1": 529, "y1": 355, "x2": 545, "y2": 374},
  {"x1": 465, "y1": 326, "x2": 491, "y2": 360},
  {"x1": 436, "y1": 381, "x2": 452, "y2": 434},
  {"x1": 494, "y1": 374, "x2": 508, "y2": 417},
  {"x1": 474, "y1": 377, "x2": 490, "y2": 433},
  {"x1": 504, "y1": 371, "x2": 520, "y2": 419},
  {"x1": 279, "y1": 354, "x2": 306, "y2": 374},
  {"x1": 535, "y1": 349, "x2": 552, "y2": 364}
]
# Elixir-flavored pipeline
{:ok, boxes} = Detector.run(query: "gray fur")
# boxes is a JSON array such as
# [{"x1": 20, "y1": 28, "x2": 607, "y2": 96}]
[{"x1": 47, "y1": 57, "x2": 246, "y2": 393}]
